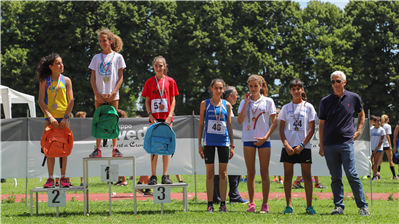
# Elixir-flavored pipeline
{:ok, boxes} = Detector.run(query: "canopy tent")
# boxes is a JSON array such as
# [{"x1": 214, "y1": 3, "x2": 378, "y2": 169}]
[{"x1": 0, "y1": 85, "x2": 36, "y2": 118}]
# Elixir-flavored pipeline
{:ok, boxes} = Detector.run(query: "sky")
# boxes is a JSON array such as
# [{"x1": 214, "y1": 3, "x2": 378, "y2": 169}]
[{"x1": 295, "y1": 0, "x2": 349, "y2": 10}]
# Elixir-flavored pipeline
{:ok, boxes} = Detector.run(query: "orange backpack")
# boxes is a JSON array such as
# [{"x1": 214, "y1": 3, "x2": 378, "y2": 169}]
[{"x1": 41, "y1": 125, "x2": 74, "y2": 158}]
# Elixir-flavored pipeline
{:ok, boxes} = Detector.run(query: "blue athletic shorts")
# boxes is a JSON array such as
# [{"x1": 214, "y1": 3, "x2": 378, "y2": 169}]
[
  {"x1": 44, "y1": 118, "x2": 70, "y2": 122},
  {"x1": 243, "y1": 141, "x2": 271, "y2": 148}
]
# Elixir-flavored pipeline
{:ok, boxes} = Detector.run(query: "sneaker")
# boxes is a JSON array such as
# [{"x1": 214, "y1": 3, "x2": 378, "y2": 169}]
[
  {"x1": 283, "y1": 205, "x2": 294, "y2": 214},
  {"x1": 362, "y1": 175, "x2": 368, "y2": 179},
  {"x1": 162, "y1": 175, "x2": 173, "y2": 184},
  {"x1": 114, "y1": 180, "x2": 123, "y2": 186},
  {"x1": 89, "y1": 148, "x2": 102, "y2": 158},
  {"x1": 293, "y1": 181, "x2": 303, "y2": 189},
  {"x1": 136, "y1": 189, "x2": 145, "y2": 194},
  {"x1": 118, "y1": 182, "x2": 128, "y2": 186},
  {"x1": 331, "y1": 206, "x2": 345, "y2": 215},
  {"x1": 128, "y1": 176, "x2": 134, "y2": 180},
  {"x1": 143, "y1": 189, "x2": 153, "y2": 196},
  {"x1": 306, "y1": 206, "x2": 317, "y2": 215},
  {"x1": 240, "y1": 178, "x2": 247, "y2": 183},
  {"x1": 372, "y1": 176, "x2": 377, "y2": 181},
  {"x1": 315, "y1": 183, "x2": 328, "y2": 189},
  {"x1": 247, "y1": 203, "x2": 256, "y2": 212},
  {"x1": 69, "y1": 182, "x2": 73, "y2": 186},
  {"x1": 279, "y1": 180, "x2": 284, "y2": 184},
  {"x1": 359, "y1": 207, "x2": 369, "y2": 216},
  {"x1": 230, "y1": 198, "x2": 249, "y2": 204},
  {"x1": 43, "y1": 178, "x2": 55, "y2": 188},
  {"x1": 55, "y1": 182, "x2": 59, "y2": 187},
  {"x1": 392, "y1": 176, "x2": 399, "y2": 180},
  {"x1": 112, "y1": 148, "x2": 123, "y2": 157},
  {"x1": 260, "y1": 203, "x2": 269, "y2": 213},
  {"x1": 219, "y1": 205, "x2": 227, "y2": 213},
  {"x1": 80, "y1": 183, "x2": 84, "y2": 187},
  {"x1": 272, "y1": 177, "x2": 278, "y2": 182},
  {"x1": 207, "y1": 205, "x2": 214, "y2": 213},
  {"x1": 299, "y1": 178, "x2": 304, "y2": 182},
  {"x1": 60, "y1": 177, "x2": 70, "y2": 188},
  {"x1": 148, "y1": 175, "x2": 157, "y2": 185}
]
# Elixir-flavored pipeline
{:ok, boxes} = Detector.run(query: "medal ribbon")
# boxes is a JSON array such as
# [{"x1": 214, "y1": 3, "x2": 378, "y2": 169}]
[
  {"x1": 211, "y1": 99, "x2": 222, "y2": 123},
  {"x1": 292, "y1": 101, "x2": 302, "y2": 127},
  {"x1": 101, "y1": 52, "x2": 115, "y2": 76},
  {"x1": 155, "y1": 76, "x2": 165, "y2": 101},
  {"x1": 251, "y1": 95, "x2": 263, "y2": 117},
  {"x1": 50, "y1": 75, "x2": 61, "y2": 103}
]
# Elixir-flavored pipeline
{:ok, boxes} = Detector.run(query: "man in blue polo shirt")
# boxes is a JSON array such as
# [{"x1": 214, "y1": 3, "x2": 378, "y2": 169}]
[{"x1": 318, "y1": 71, "x2": 369, "y2": 216}]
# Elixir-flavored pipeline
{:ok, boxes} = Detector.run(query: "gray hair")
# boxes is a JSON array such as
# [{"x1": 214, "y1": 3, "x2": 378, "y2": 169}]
[
  {"x1": 222, "y1": 86, "x2": 236, "y2": 100},
  {"x1": 330, "y1": 71, "x2": 346, "y2": 81}
]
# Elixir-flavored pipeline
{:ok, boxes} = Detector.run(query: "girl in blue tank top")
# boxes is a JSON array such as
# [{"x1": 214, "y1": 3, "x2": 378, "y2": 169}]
[{"x1": 198, "y1": 78, "x2": 234, "y2": 213}]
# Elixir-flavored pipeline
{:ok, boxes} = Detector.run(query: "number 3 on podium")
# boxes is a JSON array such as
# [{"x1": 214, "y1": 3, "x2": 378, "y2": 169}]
[{"x1": 154, "y1": 186, "x2": 171, "y2": 204}]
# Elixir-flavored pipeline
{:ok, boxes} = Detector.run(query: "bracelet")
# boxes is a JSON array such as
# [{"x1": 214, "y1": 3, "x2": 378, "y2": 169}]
[
  {"x1": 230, "y1": 145, "x2": 235, "y2": 148},
  {"x1": 199, "y1": 144, "x2": 203, "y2": 147},
  {"x1": 148, "y1": 112, "x2": 152, "y2": 115},
  {"x1": 300, "y1": 142, "x2": 305, "y2": 149}
]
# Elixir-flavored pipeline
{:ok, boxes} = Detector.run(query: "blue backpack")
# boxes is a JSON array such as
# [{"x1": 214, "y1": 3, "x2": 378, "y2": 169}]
[{"x1": 144, "y1": 122, "x2": 176, "y2": 157}]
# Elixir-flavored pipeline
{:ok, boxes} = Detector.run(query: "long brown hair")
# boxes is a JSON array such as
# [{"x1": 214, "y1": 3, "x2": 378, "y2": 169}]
[
  {"x1": 152, "y1": 56, "x2": 169, "y2": 76},
  {"x1": 97, "y1": 29, "x2": 123, "y2": 52},
  {"x1": 247, "y1": 75, "x2": 268, "y2": 96}
]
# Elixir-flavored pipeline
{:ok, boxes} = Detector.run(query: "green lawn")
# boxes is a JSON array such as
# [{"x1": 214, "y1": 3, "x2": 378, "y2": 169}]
[{"x1": 1, "y1": 162, "x2": 398, "y2": 223}]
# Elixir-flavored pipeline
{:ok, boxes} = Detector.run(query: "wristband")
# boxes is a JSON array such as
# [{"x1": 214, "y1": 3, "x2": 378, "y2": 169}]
[
  {"x1": 300, "y1": 142, "x2": 305, "y2": 149},
  {"x1": 199, "y1": 144, "x2": 203, "y2": 147},
  {"x1": 230, "y1": 145, "x2": 235, "y2": 148}
]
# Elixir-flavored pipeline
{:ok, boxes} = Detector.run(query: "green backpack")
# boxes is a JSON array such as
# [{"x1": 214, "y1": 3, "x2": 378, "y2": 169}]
[{"x1": 91, "y1": 105, "x2": 120, "y2": 139}]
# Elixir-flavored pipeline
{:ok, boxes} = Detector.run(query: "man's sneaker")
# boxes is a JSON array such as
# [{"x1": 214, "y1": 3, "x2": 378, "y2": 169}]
[
  {"x1": 359, "y1": 207, "x2": 369, "y2": 216},
  {"x1": 279, "y1": 180, "x2": 284, "y2": 184},
  {"x1": 112, "y1": 148, "x2": 123, "y2": 157},
  {"x1": 43, "y1": 178, "x2": 55, "y2": 188},
  {"x1": 331, "y1": 206, "x2": 345, "y2": 215},
  {"x1": 143, "y1": 189, "x2": 153, "y2": 196},
  {"x1": 293, "y1": 181, "x2": 303, "y2": 189},
  {"x1": 148, "y1": 175, "x2": 157, "y2": 185},
  {"x1": 207, "y1": 205, "x2": 214, "y2": 213},
  {"x1": 230, "y1": 198, "x2": 249, "y2": 204},
  {"x1": 161, "y1": 175, "x2": 173, "y2": 184},
  {"x1": 306, "y1": 206, "x2": 317, "y2": 215},
  {"x1": 315, "y1": 183, "x2": 328, "y2": 189},
  {"x1": 219, "y1": 205, "x2": 227, "y2": 213},
  {"x1": 260, "y1": 203, "x2": 269, "y2": 213},
  {"x1": 283, "y1": 205, "x2": 294, "y2": 214},
  {"x1": 247, "y1": 203, "x2": 256, "y2": 212},
  {"x1": 60, "y1": 177, "x2": 70, "y2": 188},
  {"x1": 89, "y1": 148, "x2": 102, "y2": 158}
]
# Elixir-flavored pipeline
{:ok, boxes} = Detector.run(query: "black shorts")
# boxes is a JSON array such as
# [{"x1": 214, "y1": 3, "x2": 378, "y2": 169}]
[
  {"x1": 280, "y1": 147, "x2": 312, "y2": 164},
  {"x1": 383, "y1": 147, "x2": 390, "y2": 151},
  {"x1": 203, "y1": 146, "x2": 229, "y2": 164}
]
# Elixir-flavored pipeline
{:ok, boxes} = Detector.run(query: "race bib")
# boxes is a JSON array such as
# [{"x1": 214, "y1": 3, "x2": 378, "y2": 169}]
[
  {"x1": 288, "y1": 116, "x2": 304, "y2": 131},
  {"x1": 151, "y1": 99, "x2": 168, "y2": 113},
  {"x1": 207, "y1": 120, "x2": 226, "y2": 135}
]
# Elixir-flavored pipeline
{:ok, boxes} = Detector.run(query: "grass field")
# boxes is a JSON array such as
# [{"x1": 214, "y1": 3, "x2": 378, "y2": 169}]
[{"x1": 1, "y1": 162, "x2": 398, "y2": 223}]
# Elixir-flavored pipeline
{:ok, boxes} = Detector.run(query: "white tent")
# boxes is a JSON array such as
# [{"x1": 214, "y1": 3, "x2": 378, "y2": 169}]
[{"x1": 0, "y1": 85, "x2": 36, "y2": 118}]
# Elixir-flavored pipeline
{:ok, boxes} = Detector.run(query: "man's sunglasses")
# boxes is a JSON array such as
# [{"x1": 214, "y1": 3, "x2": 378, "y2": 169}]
[{"x1": 331, "y1": 80, "x2": 342, "y2": 84}]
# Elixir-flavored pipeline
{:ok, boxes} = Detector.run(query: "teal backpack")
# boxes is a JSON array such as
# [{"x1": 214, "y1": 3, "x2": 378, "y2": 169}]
[
  {"x1": 91, "y1": 105, "x2": 120, "y2": 139},
  {"x1": 144, "y1": 122, "x2": 176, "y2": 157}
]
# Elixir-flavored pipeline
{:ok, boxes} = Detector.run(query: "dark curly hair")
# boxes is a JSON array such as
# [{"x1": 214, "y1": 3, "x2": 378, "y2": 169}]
[
  {"x1": 289, "y1": 79, "x2": 307, "y2": 103},
  {"x1": 36, "y1": 53, "x2": 61, "y2": 82}
]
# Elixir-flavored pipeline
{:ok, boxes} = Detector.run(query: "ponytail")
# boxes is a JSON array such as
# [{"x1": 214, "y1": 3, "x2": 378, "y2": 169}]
[
  {"x1": 381, "y1": 114, "x2": 389, "y2": 126},
  {"x1": 96, "y1": 29, "x2": 123, "y2": 52}
]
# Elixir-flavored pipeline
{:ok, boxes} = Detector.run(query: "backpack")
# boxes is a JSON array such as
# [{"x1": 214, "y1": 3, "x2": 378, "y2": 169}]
[
  {"x1": 41, "y1": 125, "x2": 74, "y2": 158},
  {"x1": 144, "y1": 122, "x2": 176, "y2": 157},
  {"x1": 92, "y1": 105, "x2": 120, "y2": 139}
]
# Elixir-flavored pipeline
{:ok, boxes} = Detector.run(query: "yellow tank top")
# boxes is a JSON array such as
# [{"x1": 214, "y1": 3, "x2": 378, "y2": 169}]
[{"x1": 45, "y1": 75, "x2": 68, "y2": 118}]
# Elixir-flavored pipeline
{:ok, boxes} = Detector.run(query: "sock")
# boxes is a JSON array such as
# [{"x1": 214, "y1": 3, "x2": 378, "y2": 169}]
[
  {"x1": 378, "y1": 166, "x2": 381, "y2": 172},
  {"x1": 390, "y1": 166, "x2": 396, "y2": 177},
  {"x1": 137, "y1": 182, "x2": 142, "y2": 185},
  {"x1": 221, "y1": 201, "x2": 226, "y2": 207},
  {"x1": 61, "y1": 175, "x2": 65, "y2": 178},
  {"x1": 208, "y1": 201, "x2": 213, "y2": 207},
  {"x1": 49, "y1": 175, "x2": 54, "y2": 179},
  {"x1": 96, "y1": 147, "x2": 101, "y2": 150}
]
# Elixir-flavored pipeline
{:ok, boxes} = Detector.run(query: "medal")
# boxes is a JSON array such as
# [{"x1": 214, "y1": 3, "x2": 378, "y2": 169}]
[
  {"x1": 159, "y1": 104, "x2": 165, "y2": 110},
  {"x1": 292, "y1": 101, "x2": 303, "y2": 131},
  {"x1": 101, "y1": 52, "x2": 115, "y2": 83},
  {"x1": 50, "y1": 75, "x2": 61, "y2": 110},
  {"x1": 252, "y1": 117, "x2": 256, "y2": 122}
]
